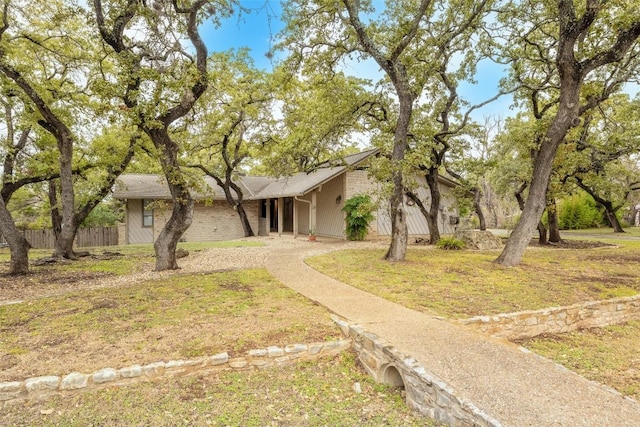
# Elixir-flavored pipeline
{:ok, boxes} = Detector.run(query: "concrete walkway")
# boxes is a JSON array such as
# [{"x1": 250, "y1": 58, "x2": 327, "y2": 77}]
[{"x1": 265, "y1": 241, "x2": 640, "y2": 426}]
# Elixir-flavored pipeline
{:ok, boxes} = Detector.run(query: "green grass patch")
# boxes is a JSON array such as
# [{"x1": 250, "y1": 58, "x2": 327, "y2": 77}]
[
  {"x1": 0, "y1": 352, "x2": 437, "y2": 427},
  {"x1": 517, "y1": 321, "x2": 640, "y2": 400},
  {"x1": 0, "y1": 268, "x2": 338, "y2": 381},
  {"x1": 561, "y1": 227, "x2": 640, "y2": 237},
  {"x1": 306, "y1": 240, "x2": 640, "y2": 318}
]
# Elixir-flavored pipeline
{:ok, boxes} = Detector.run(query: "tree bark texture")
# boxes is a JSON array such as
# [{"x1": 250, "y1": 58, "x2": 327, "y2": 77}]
[
  {"x1": 425, "y1": 167, "x2": 441, "y2": 244},
  {"x1": 473, "y1": 187, "x2": 487, "y2": 231},
  {"x1": 603, "y1": 203, "x2": 625, "y2": 233},
  {"x1": 218, "y1": 176, "x2": 254, "y2": 238},
  {"x1": 547, "y1": 200, "x2": 563, "y2": 243},
  {"x1": 383, "y1": 91, "x2": 411, "y2": 261},
  {"x1": 48, "y1": 179, "x2": 63, "y2": 244},
  {"x1": 537, "y1": 222, "x2": 548, "y2": 245},
  {"x1": 149, "y1": 129, "x2": 194, "y2": 271},
  {"x1": 0, "y1": 197, "x2": 30, "y2": 274}
]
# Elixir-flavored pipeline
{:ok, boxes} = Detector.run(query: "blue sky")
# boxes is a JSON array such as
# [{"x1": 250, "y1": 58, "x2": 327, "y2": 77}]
[
  {"x1": 201, "y1": 1, "x2": 511, "y2": 120},
  {"x1": 201, "y1": 1, "x2": 284, "y2": 70}
]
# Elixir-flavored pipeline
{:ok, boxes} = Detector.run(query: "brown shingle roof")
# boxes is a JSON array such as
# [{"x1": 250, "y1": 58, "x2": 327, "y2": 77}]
[{"x1": 114, "y1": 149, "x2": 381, "y2": 200}]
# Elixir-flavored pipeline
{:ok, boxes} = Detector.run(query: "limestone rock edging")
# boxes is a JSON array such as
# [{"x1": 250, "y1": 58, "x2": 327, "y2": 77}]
[
  {"x1": 1, "y1": 339, "x2": 350, "y2": 407},
  {"x1": 458, "y1": 294, "x2": 640, "y2": 340}
]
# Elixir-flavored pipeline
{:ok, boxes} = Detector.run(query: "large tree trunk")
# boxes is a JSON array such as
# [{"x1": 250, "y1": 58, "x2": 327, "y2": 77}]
[
  {"x1": 603, "y1": 203, "x2": 625, "y2": 233},
  {"x1": 154, "y1": 195, "x2": 193, "y2": 270},
  {"x1": 537, "y1": 221, "x2": 548, "y2": 245},
  {"x1": 425, "y1": 167, "x2": 441, "y2": 244},
  {"x1": 383, "y1": 89, "x2": 412, "y2": 261},
  {"x1": 0, "y1": 197, "x2": 30, "y2": 274},
  {"x1": 48, "y1": 179, "x2": 62, "y2": 244},
  {"x1": 55, "y1": 134, "x2": 77, "y2": 259},
  {"x1": 514, "y1": 182, "x2": 547, "y2": 244},
  {"x1": 149, "y1": 129, "x2": 194, "y2": 271},
  {"x1": 473, "y1": 187, "x2": 486, "y2": 231},
  {"x1": 49, "y1": 143, "x2": 78, "y2": 261},
  {"x1": 224, "y1": 180, "x2": 254, "y2": 237},
  {"x1": 547, "y1": 199, "x2": 563, "y2": 243},
  {"x1": 236, "y1": 203, "x2": 254, "y2": 237},
  {"x1": 497, "y1": 88, "x2": 580, "y2": 265}
]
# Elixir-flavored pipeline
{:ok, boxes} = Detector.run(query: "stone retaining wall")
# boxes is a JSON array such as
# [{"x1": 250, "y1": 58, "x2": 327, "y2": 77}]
[
  {"x1": 0, "y1": 340, "x2": 350, "y2": 407},
  {"x1": 458, "y1": 294, "x2": 640, "y2": 340},
  {"x1": 332, "y1": 316, "x2": 502, "y2": 427}
]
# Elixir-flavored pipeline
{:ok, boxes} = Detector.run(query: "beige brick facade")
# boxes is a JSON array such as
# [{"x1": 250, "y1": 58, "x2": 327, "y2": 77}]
[{"x1": 153, "y1": 200, "x2": 260, "y2": 242}]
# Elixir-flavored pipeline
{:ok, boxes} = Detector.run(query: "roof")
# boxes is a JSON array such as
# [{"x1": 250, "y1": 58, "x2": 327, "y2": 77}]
[
  {"x1": 113, "y1": 174, "x2": 272, "y2": 201},
  {"x1": 113, "y1": 148, "x2": 457, "y2": 200},
  {"x1": 114, "y1": 148, "x2": 380, "y2": 201},
  {"x1": 255, "y1": 148, "x2": 380, "y2": 199}
]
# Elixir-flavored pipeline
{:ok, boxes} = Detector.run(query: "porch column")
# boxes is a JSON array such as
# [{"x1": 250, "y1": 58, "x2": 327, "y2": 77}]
[
  {"x1": 293, "y1": 198, "x2": 298, "y2": 238},
  {"x1": 311, "y1": 191, "x2": 317, "y2": 234},
  {"x1": 278, "y1": 197, "x2": 284, "y2": 236},
  {"x1": 265, "y1": 198, "x2": 271, "y2": 236}
]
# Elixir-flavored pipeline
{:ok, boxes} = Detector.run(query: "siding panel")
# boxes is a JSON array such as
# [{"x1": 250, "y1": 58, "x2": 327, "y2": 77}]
[
  {"x1": 315, "y1": 174, "x2": 346, "y2": 238},
  {"x1": 376, "y1": 175, "x2": 459, "y2": 237},
  {"x1": 127, "y1": 199, "x2": 154, "y2": 244}
]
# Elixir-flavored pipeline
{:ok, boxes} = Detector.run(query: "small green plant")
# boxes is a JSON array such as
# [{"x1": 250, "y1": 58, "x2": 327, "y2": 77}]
[
  {"x1": 436, "y1": 237, "x2": 466, "y2": 250},
  {"x1": 342, "y1": 194, "x2": 375, "y2": 241}
]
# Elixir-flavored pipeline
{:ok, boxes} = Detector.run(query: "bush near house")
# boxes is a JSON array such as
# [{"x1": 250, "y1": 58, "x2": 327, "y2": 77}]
[{"x1": 342, "y1": 194, "x2": 375, "y2": 241}]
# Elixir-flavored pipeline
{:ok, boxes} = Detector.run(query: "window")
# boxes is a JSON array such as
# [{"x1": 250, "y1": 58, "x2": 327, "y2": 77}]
[{"x1": 142, "y1": 200, "x2": 154, "y2": 227}]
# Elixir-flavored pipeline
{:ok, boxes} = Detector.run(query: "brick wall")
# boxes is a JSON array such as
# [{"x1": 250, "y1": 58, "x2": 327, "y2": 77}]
[{"x1": 154, "y1": 200, "x2": 260, "y2": 242}]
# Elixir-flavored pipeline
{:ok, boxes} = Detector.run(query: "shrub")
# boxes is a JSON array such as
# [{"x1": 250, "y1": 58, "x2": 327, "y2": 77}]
[
  {"x1": 342, "y1": 194, "x2": 375, "y2": 241},
  {"x1": 558, "y1": 193, "x2": 604, "y2": 229},
  {"x1": 436, "y1": 237, "x2": 466, "y2": 250}
]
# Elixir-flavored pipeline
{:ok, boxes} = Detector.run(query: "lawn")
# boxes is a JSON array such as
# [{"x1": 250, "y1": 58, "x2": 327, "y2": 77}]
[
  {"x1": 2, "y1": 232, "x2": 639, "y2": 421},
  {"x1": 305, "y1": 238, "x2": 640, "y2": 318},
  {"x1": 0, "y1": 267, "x2": 341, "y2": 382},
  {"x1": 0, "y1": 242, "x2": 437, "y2": 425},
  {"x1": 306, "y1": 231, "x2": 640, "y2": 400},
  {"x1": 516, "y1": 321, "x2": 640, "y2": 400},
  {"x1": 0, "y1": 352, "x2": 434, "y2": 427}
]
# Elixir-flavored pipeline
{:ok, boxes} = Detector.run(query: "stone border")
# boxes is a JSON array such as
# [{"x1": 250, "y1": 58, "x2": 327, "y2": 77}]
[
  {"x1": 0, "y1": 339, "x2": 350, "y2": 407},
  {"x1": 332, "y1": 316, "x2": 502, "y2": 427},
  {"x1": 458, "y1": 294, "x2": 640, "y2": 340}
]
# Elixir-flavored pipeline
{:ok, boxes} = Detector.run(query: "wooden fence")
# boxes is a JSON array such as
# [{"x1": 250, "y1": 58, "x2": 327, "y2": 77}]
[{"x1": 0, "y1": 227, "x2": 119, "y2": 249}]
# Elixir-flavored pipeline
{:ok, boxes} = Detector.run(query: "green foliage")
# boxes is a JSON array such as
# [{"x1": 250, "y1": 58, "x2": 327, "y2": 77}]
[
  {"x1": 80, "y1": 200, "x2": 124, "y2": 228},
  {"x1": 342, "y1": 194, "x2": 375, "y2": 241},
  {"x1": 558, "y1": 193, "x2": 604, "y2": 230},
  {"x1": 435, "y1": 237, "x2": 466, "y2": 250}
]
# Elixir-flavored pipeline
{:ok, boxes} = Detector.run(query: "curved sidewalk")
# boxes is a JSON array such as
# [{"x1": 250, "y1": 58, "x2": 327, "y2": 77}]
[{"x1": 265, "y1": 242, "x2": 640, "y2": 426}]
